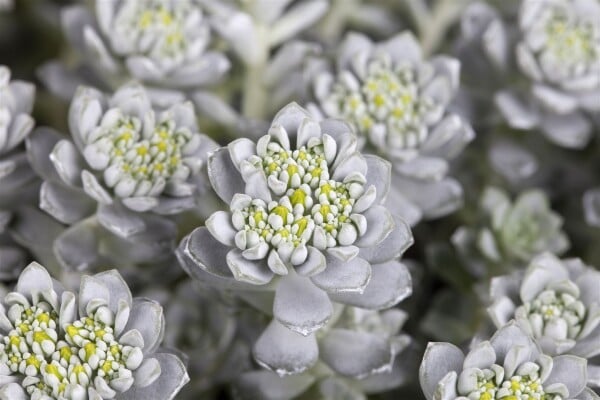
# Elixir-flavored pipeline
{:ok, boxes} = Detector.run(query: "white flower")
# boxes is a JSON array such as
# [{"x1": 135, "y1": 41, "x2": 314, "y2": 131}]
[
  {"x1": 0, "y1": 262, "x2": 189, "y2": 400},
  {"x1": 311, "y1": 31, "x2": 474, "y2": 225}
]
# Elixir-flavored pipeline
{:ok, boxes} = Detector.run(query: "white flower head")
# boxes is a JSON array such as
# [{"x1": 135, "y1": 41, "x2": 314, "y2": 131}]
[
  {"x1": 489, "y1": 253, "x2": 600, "y2": 363},
  {"x1": 59, "y1": 0, "x2": 229, "y2": 89},
  {"x1": 178, "y1": 103, "x2": 413, "y2": 376},
  {"x1": 0, "y1": 262, "x2": 189, "y2": 399},
  {"x1": 420, "y1": 322, "x2": 591, "y2": 400},
  {"x1": 37, "y1": 83, "x2": 216, "y2": 216},
  {"x1": 313, "y1": 31, "x2": 473, "y2": 162}
]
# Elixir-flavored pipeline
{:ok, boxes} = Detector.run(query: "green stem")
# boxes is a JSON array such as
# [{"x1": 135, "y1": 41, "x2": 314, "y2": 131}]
[{"x1": 241, "y1": 27, "x2": 269, "y2": 119}]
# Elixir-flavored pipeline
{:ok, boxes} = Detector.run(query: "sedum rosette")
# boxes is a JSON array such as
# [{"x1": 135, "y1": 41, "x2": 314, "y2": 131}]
[
  {"x1": 453, "y1": 186, "x2": 569, "y2": 269},
  {"x1": 234, "y1": 306, "x2": 414, "y2": 400},
  {"x1": 488, "y1": 253, "x2": 600, "y2": 386},
  {"x1": 56, "y1": 0, "x2": 229, "y2": 92},
  {"x1": 0, "y1": 65, "x2": 37, "y2": 280},
  {"x1": 27, "y1": 83, "x2": 217, "y2": 271},
  {"x1": 178, "y1": 103, "x2": 413, "y2": 375},
  {"x1": 311, "y1": 31, "x2": 474, "y2": 225},
  {"x1": 461, "y1": 0, "x2": 600, "y2": 149},
  {"x1": 0, "y1": 262, "x2": 188, "y2": 400},
  {"x1": 420, "y1": 321, "x2": 595, "y2": 400}
]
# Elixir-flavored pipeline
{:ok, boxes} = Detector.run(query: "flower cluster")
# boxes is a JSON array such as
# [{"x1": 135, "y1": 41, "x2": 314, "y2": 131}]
[
  {"x1": 2, "y1": 0, "x2": 600, "y2": 399},
  {"x1": 453, "y1": 186, "x2": 569, "y2": 270},
  {"x1": 420, "y1": 322, "x2": 593, "y2": 400},
  {"x1": 0, "y1": 262, "x2": 188, "y2": 399},
  {"x1": 488, "y1": 253, "x2": 600, "y2": 376},
  {"x1": 311, "y1": 32, "x2": 474, "y2": 225},
  {"x1": 178, "y1": 102, "x2": 413, "y2": 375},
  {"x1": 460, "y1": 0, "x2": 600, "y2": 148},
  {"x1": 58, "y1": 0, "x2": 229, "y2": 91}
]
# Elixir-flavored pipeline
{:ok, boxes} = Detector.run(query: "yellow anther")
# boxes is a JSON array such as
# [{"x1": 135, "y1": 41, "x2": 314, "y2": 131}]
[
  {"x1": 286, "y1": 164, "x2": 298, "y2": 177},
  {"x1": 139, "y1": 11, "x2": 154, "y2": 28},
  {"x1": 154, "y1": 163, "x2": 164, "y2": 172},
  {"x1": 320, "y1": 204, "x2": 331, "y2": 217},
  {"x1": 279, "y1": 229, "x2": 290, "y2": 238},
  {"x1": 510, "y1": 380, "x2": 521, "y2": 391},
  {"x1": 101, "y1": 361, "x2": 113, "y2": 374},
  {"x1": 295, "y1": 217, "x2": 309, "y2": 236},
  {"x1": 33, "y1": 331, "x2": 51, "y2": 343},
  {"x1": 320, "y1": 183, "x2": 333, "y2": 196},
  {"x1": 9, "y1": 335, "x2": 20, "y2": 346},
  {"x1": 137, "y1": 146, "x2": 148, "y2": 156},
  {"x1": 26, "y1": 355, "x2": 40, "y2": 368},
  {"x1": 272, "y1": 205, "x2": 289, "y2": 220},
  {"x1": 253, "y1": 211, "x2": 264, "y2": 224},
  {"x1": 373, "y1": 94, "x2": 386, "y2": 107},
  {"x1": 18, "y1": 323, "x2": 29, "y2": 333},
  {"x1": 25, "y1": 309, "x2": 33, "y2": 316},
  {"x1": 84, "y1": 342, "x2": 96, "y2": 360},
  {"x1": 311, "y1": 167, "x2": 322, "y2": 178},
  {"x1": 95, "y1": 329, "x2": 106, "y2": 338},
  {"x1": 110, "y1": 345, "x2": 120, "y2": 356},
  {"x1": 60, "y1": 346, "x2": 72, "y2": 360},
  {"x1": 73, "y1": 364, "x2": 85, "y2": 375},
  {"x1": 46, "y1": 364, "x2": 63, "y2": 379},
  {"x1": 290, "y1": 189, "x2": 306, "y2": 206},
  {"x1": 480, "y1": 393, "x2": 492, "y2": 400},
  {"x1": 36, "y1": 313, "x2": 50, "y2": 324},
  {"x1": 66, "y1": 325, "x2": 79, "y2": 338},
  {"x1": 392, "y1": 108, "x2": 404, "y2": 118},
  {"x1": 157, "y1": 141, "x2": 168, "y2": 151},
  {"x1": 159, "y1": 9, "x2": 173, "y2": 25}
]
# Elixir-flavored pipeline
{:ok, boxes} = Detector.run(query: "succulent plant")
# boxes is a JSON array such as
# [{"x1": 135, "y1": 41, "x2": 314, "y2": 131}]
[
  {"x1": 310, "y1": 31, "x2": 474, "y2": 225},
  {"x1": 0, "y1": 261, "x2": 189, "y2": 399},
  {"x1": 27, "y1": 82, "x2": 217, "y2": 272},
  {"x1": 460, "y1": 0, "x2": 600, "y2": 149},
  {"x1": 420, "y1": 321, "x2": 595, "y2": 400},
  {"x1": 178, "y1": 102, "x2": 413, "y2": 375},
  {"x1": 453, "y1": 186, "x2": 569, "y2": 271},
  {"x1": 54, "y1": 0, "x2": 229, "y2": 95},
  {"x1": 488, "y1": 253, "x2": 600, "y2": 386}
]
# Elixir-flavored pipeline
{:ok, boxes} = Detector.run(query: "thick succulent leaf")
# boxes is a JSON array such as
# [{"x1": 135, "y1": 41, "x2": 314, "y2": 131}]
[
  {"x1": 121, "y1": 353, "x2": 189, "y2": 400},
  {"x1": 329, "y1": 260, "x2": 412, "y2": 310},
  {"x1": 233, "y1": 371, "x2": 315, "y2": 400},
  {"x1": 123, "y1": 299, "x2": 165, "y2": 355},
  {"x1": 319, "y1": 329, "x2": 393, "y2": 378},
  {"x1": 273, "y1": 274, "x2": 332, "y2": 336},
  {"x1": 419, "y1": 342, "x2": 464, "y2": 400},
  {"x1": 253, "y1": 320, "x2": 319, "y2": 376}
]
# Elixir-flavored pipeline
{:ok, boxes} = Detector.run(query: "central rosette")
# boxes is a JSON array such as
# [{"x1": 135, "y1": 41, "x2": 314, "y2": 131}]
[
  {"x1": 518, "y1": 286, "x2": 586, "y2": 341},
  {"x1": 462, "y1": 362, "x2": 552, "y2": 400},
  {"x1": 84, "y1": 109, "x2": 193, "y2": 198},
  {"x1": 323, "y1": 56, "x2": 437, "y2": 151},
  {"x1": 0, "y1": 302, "x2": 142, "y2": 399},
  {"x1": 232, "y1": 133, "x2": 368, "y2": 266},
  {"x1": 113, "y1": 0, "x2": 197, "y2": 62}
]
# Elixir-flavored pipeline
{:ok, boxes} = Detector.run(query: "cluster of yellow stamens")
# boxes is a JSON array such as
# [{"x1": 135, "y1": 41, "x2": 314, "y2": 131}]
[
  {"x1": 0, "y1": 302, "x2": 142, "y2": 399},
  {"x1": 235, "y1": 137, "x2": 366, "y2": 259},
  {"x1": 92, "y1": 113, "x2": 192, "y2": 198},
  {"x1": 466, "y1": 364, "x2": 552, "y2": 400},
  {"x1": 119, "y1": 0, "x2": 192, "y2": 60},
  {"x1": 326, "y1": 57, "x2": 435, "y2": 150}
]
